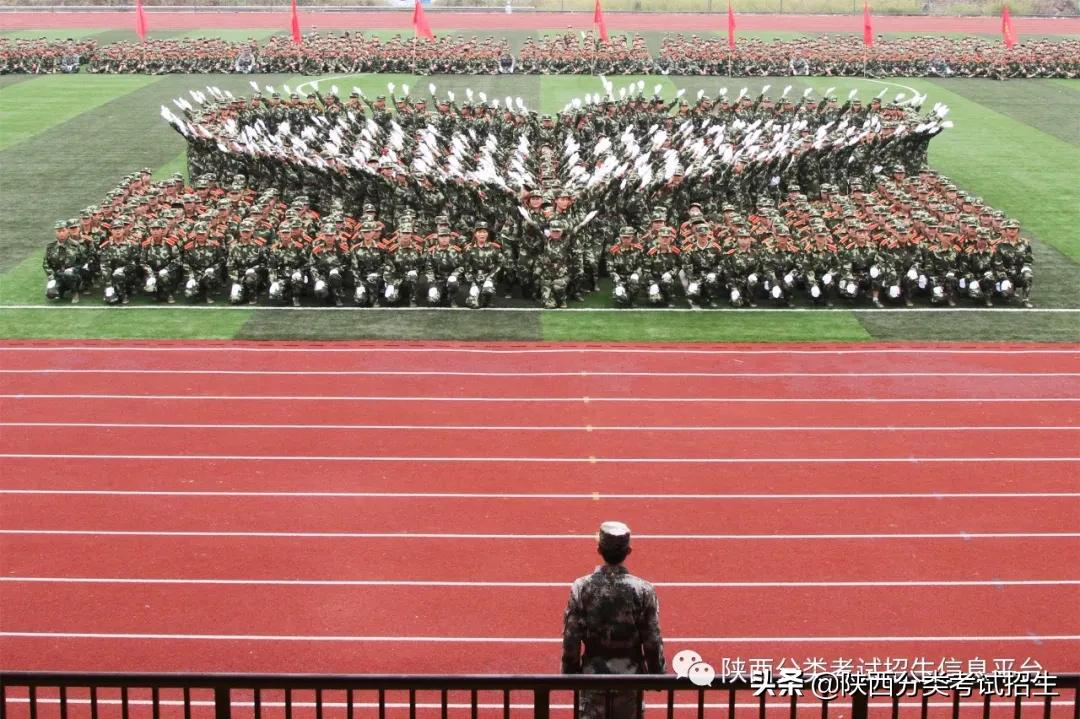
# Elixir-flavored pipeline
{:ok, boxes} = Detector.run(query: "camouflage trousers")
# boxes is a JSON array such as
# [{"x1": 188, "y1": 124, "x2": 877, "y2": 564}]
[
  {"x1": 540, "y1": 273, "x2": 571, "y2": 309},
  {"x1": 577, "y1": 689, "x2": 644, "y2": 719},
  {"x1": 45, "y1": 267, "x2": 83, "y2": 299}
]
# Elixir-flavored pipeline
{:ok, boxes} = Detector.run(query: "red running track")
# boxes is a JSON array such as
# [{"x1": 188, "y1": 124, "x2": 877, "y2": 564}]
[
  {"x1": 1, "y1": 11, "x2": 1079, "y2": 34},
  {"x1": 0, "y1": 341, "x2": 1078, "y2": 675}
]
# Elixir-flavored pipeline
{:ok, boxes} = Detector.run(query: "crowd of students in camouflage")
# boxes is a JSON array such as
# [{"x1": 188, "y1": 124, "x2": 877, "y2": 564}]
[
  {"x1": 658, "y1": 35, "x2": 1080, "y2": 78},
  {"x1": 42, "y1": 168, "x2": 1034, "y2": 310},
  {"x1": 43, "y1": 80, "x2": 1033, "y2": 309},
  {"x1": 4, "y1": 33, "x2": 1078, "y2": 78}
]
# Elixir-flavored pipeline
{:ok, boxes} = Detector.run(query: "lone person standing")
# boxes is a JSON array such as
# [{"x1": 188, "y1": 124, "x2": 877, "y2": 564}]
[{"x1": 562, "y1": 521, "x2": 666, "y2": 719}]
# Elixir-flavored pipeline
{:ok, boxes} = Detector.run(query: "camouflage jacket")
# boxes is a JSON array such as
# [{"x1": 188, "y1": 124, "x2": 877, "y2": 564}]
[
  {"x1": 426, "y1": 245, "x2": 464, "y2": 281},
  {"x1": 561, "y1": 564, "x2": 665, "y2": 675},
  {"x1": 43, "y1": 241, "x2": 88, "y2": 275},
  {"x1": 182, "y1": 242, "x2": 225, "y2": 273},
  {"x1": 141, "y1": 242, "x2": 179, "y2": 272},
  {"x1": 607, "y1": 243, "x2": 645, "y2": 281},
  {"x1": 227, "y1": 242, "x2": 268, "y2": 279},
  {"x1": 464, "y1": 243, "x2": 505, "y2": 279}
]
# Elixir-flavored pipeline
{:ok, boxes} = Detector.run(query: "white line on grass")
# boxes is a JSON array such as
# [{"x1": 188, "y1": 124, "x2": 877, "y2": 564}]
[
  {"x1": 1, "y1": 489, "x2": 1076, "y2": 500},
  {"x1": 2, "y1": 631, "x2": 1078, "y2": 643},
  {"x1": 3, "y1": 577, "x2": 1078, "y2": 588},
  {"x1": 2, "y1": 454, "x2": 1078, "y2": 464},
  {"x1": 3, "y1": 304, "x2": 1079, "y2": 313},
  {"x1": 2, "y1": 530, "x2": 1077, "y2": 540},
  {"x1": 3, "y1": 394, "x2": 1078, "y2": 402}
]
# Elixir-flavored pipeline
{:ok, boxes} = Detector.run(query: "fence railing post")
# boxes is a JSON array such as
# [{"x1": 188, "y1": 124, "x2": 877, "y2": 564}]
[
  {"x1": 214, "y1": 688, "x2": 231, "y2": 719},
  {"x1": 851, "y1": 690, "x2": 869, "y2": 719},
  {"x1": 534, "y1": 688, "x2": 550, "y2": 719}
]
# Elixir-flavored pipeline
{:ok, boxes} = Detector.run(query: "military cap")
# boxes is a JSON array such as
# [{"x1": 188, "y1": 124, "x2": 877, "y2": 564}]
[
  {"x1": 193, "y1": 222, "x2": 209, "y2": 233},
  {"x1": 360, "y1": 221, "x2": 380, "y2": 232},
  {"x1": 650, "y1": 209, "x2": 667, "y2": 221},
  {"x1": 474, "y1": 221, "x2": 489, "y2": 230},
  {"x1": 548, "y1": 219, "x2": 566, "y2": 231},
  {"x1": 1003, "y1": 219, "x2": 1020, "y2": 229},
  {"x1": 619, "y1": 226, "x2": 636, "y2": 236},
  {"x1": 53, "y1": 220, "x2": 67, "y2": 230},
  {"x1": 597, "y1": 521, "x2": 631, "y2": 551},
  {"x1": 150, "y1": 219, "x2": 168, "y2": 229}
]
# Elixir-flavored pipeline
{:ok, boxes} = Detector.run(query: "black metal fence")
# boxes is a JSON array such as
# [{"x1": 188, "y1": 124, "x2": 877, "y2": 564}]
[{"x1": 1, "y1": 673, "x2": 1078, "y2": 719}]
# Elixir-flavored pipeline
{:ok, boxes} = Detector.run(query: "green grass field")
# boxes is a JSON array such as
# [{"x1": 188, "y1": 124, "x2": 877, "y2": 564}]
[{"x1": 1, "y1": 29, "x2": 1078, "y2": 341}]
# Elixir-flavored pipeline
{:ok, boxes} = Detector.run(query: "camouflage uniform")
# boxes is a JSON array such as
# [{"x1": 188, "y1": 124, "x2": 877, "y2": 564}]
[
  {"x1": 140, "y1": 220, "x2": 182, "y2": 303},
  {"x1": 181, "y1": 225, "x2": 226, "y2": 303},
  {"x1": 607, "y1": 229, "x2": 645, "y2": 308},
  {"x1": 43, "y1": 222, "x2": 89, "y2": 303},
  {"x1": 462, "y1": 222, "x2": 506, "y2": 309},
  {"x1": 562, "y1": 522, "x2": 665, "y2": 719},
  {"x1": 225, "y1": 221, "x2": 268, "y2": 304}
]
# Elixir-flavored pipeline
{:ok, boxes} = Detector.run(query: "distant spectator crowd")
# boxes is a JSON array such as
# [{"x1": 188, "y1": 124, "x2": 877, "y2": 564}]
[{"x1": 3, "y1": 32, "x2": 1079, "y2": 77}]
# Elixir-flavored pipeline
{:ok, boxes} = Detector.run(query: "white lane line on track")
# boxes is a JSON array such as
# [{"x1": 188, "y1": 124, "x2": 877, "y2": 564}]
[
  {"x1": 3, "y1": 489, "x2": 1075, "y2": 500},
  {"x1": 3, "y1": 632, "x2": 1079, "y2": 643},
  {"x1": 5, "y1": 369, "x2": 1077, "y2": 378},
  {"x1": 4, "y1": 394, "x2": 1079, "y2": 403},
  {"x1": 4, "y1": 422, "x2": 1077, "y2": 432},
  {"x1": 4, "y1": 577, "x2": 1079, "y2": 588},
  {"x1": 1, "y1": 346, "x2": 1077, "y2": 355},
  {"x1": 3, "y1": 530, "x2": 1078, "y2": 540},
  {"x1": 2, "y1": 454, "x2": 1078, "y2": 464}
]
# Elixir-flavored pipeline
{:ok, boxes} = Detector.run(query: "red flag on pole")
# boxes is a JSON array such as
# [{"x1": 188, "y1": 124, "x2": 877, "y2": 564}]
[
  {"x1": 593, "y1": 0, "x2": 609, "y2": 43},
  {"x1": 134, "y1": 0, "x2": 148, "y2": 42},
  {"x1": 1001, "y1": 4, "x2": 1017, "y2": 48},
  {"x1": 862, "y1": 0, "x2": 873, "y2": 47},
  {"x1": 727, "y1": 0, "x2": 736, "y2": 50},
  {"x1": 289, "y1": 0, "x2": 302, "y2": 44},
  {"x1": 413, "y1": 0, "x2": 434, "y2": 40}
]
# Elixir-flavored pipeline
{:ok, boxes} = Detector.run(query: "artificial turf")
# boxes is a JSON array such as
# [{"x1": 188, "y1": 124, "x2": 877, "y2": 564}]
[{"x1": 0, "y1": 40, "x2": 1077, "y2": 341}]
